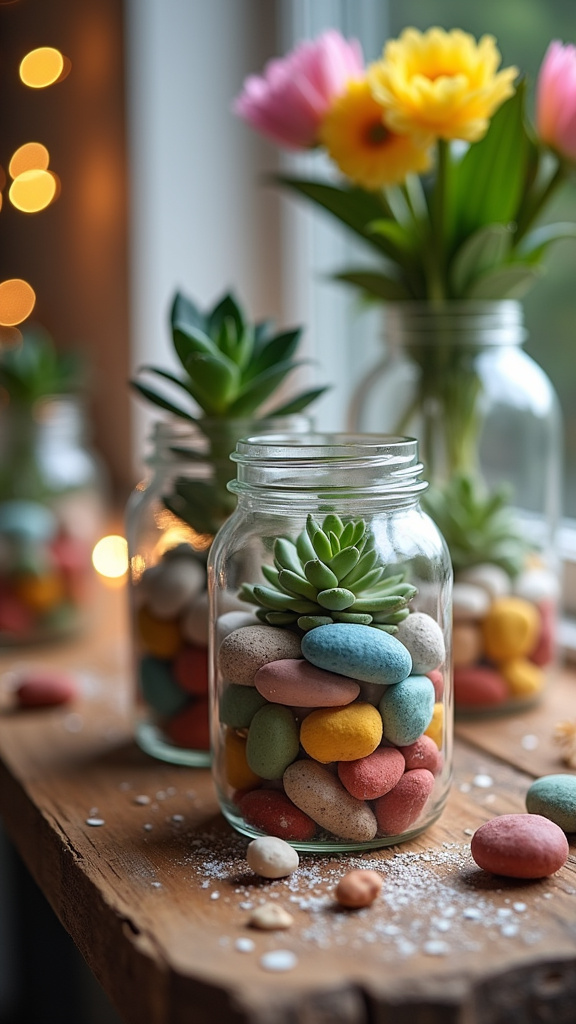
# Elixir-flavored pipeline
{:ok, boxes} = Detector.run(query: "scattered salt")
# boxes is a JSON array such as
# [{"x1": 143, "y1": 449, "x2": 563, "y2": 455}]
[
  {"x1": 85, "y1": 817, "x2": 105, "y2": 827},
  {"x1": 151, "y1": 882, "x2": 162, "y2": 888},
  {"x1": 235, "y1": 938, "x2": 255, "y2": 953},
  {"x1": 260, "y1": 950, "x2": 298, "y2": 972},
  {"x1": 134, "y1": 795, "x2": 150, "y2": 806},
  {"x1": 501, "y1": 924, "x2": 519, "y2": 937},
  {"x1": 172, "y1": 814, "x2": 184, "y2": 823},
  {"x1": 513, "y1": 902, "x2": 527, "y2": 912},
  {"x1": 473, "y1": 774, "x2": 494, "y2": 788},
  {"x1": 143, "y1": 824, "x2": 153, "y2": 832},
  {"x1": 462, "y1": 907, "x2": 482, "y2": 920},
  {"x1": 423, "y1": 940, "x2": 450, "y2": 956},
  {"x1": 156, "y1": 791, "x2": 166, "y2": 801},
  {"x1": 210, "y1": 892, "x2": 220, "y2": 901}
]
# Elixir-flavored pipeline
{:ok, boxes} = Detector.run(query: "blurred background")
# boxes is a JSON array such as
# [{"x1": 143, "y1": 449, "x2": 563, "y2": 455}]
[{"x1": 0, "y1": 0, "x2": 575, "y2": 1020}]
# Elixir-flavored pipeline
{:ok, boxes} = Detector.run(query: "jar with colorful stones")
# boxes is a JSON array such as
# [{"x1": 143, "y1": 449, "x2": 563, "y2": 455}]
[
  {"x1": 0, "y1": 396, "x2": 106, "y2": 644},
  {"x1": 126, "y1": 415, "x2": 310, "y2": 766},
  {"x1": 208, "y1": 434, "x2": 453, "y2": 851}
]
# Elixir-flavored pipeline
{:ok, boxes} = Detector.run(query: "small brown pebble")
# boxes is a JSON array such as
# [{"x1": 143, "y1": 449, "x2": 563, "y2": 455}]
[
  {"x1": 248, "y1": 903, "x2": 294, "y2": 930},
  {"x1": 335, "y1": 869, "x2": 383, "y2": 908}
]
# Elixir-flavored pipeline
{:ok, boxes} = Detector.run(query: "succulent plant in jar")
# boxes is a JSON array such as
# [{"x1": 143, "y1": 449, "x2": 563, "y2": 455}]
[{"x1": 127, "y1": 290, "x2": 328, "y2": 764}]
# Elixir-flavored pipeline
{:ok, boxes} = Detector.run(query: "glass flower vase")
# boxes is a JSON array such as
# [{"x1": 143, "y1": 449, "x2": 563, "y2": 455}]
[{"x1": 349, "y1": 301, "x2": 562, "y2": 716}]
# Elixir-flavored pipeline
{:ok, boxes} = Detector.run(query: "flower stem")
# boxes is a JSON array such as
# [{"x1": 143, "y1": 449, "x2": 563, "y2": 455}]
[
  {"x1": 514, "y1": 158, "x2": 568, "y2": 245},
  {"x1": 427, "y1": 139, "x2": 450, "y2": 302}
]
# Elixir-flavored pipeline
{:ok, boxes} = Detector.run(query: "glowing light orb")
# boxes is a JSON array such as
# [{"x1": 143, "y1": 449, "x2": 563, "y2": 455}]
[
  {"x1": 9, "y1": 169, "x2": 57, "y2": 212},
  {"x1": 20, "y1": 47, "x2": 65, "y2": 88},
  {"x1": 0, "y1": 279, "x2": 36, "y2": 326},
  {"x1": 92, "y1": 535, "x2": 129, "y2": 579},
  {"x1": 9, "y1": 142, "x2": 50, "y2": 178}
]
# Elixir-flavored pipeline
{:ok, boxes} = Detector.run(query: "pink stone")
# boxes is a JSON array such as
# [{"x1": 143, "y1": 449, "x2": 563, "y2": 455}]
[
  {"x1": 16, "y1": 670, "x2": 77, "y2": 707},
  {"x1": 454, "y1": 666, "x2": 508, "y2": 708},
  {"x1": 529, "y1": 599, "x2": 555, "y2": 667},
  {"x1": 427, "y1": 668, "x2": 444, "y2": 701},
  {"x1": 254, "y1": 658, "x2": 360, "y2": 707},
  {"x1": 471, "y1": 813, "x2": 569, "y2": 878},
  {"x1": 374, "y1": 768, "x2": 435, "y2": 835},
  {"x1": 398, "y1": 735, "x2": 443, "y2": 774},
  {"x1": 338, "y1": 747, "x2": 405, "y2": 800}
]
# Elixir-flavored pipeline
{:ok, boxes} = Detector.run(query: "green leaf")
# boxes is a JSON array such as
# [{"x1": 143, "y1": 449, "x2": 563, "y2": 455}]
[
  {"x1": 184, "y1": 351, "x2": 240, "y2": 413},
  {"x1": 334, "y1": 271, "x2": 410, "y2": 300},
  {"x1": 327, "y1": 547, "x2": 360, "y2": 580},
  {"x1": 266, "y1": 386, "x2": 330, "y2": 416},
  {"x1": 316, "y1": 588, "x2": 356, "y2": 611},
  {"x1": 136, "y1": 366, "x2": 195, "y2": 398},
  {"x1": 129, "y1": 381, "x2": 198, "y2": 422},
  {"x1": 304, "y1": 559, "x2": 338, "y2": 591},
  {"x1": 278, "y1": 569, "x2": 318, "y2": 601},
  {"x1": 276, "y1": 177, "x2": 393, "y2": 257},
  {"x1": 448, "y1": 83, "x2": 530, "y2": 247},
  {"x1": 207, "y1": 293, "x2": 245, "y2": 341},
  {"x1": 465, "y1": 264, "x2": 542, "y2": 299},
  {"x1": 170, "y1": 292, "x2": 206, "y2": 334},
  {"x1": 516, "y1": 222, "x2": 576, "y2": 261},
  {"x1": 246, "y1": 328, "x2": 302, "y2": 379},
  {"x1": 172, "y1": 324, "x2": 219, "y2": 370},
  {"x1": 225, "y1": 359, "x2": 306, "y2": 417},
  {"x1": 450, "y1": 224, "x2": 512, "y2": 296},
  {"x1": 274, "y1": 538, "x2": 304, "y2": 575},
  {"x1": 369, "y1": 218, "x2": 416, "y2": 256}
]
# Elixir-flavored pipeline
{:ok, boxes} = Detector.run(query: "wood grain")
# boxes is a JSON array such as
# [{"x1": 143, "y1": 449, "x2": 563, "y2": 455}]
[{"x1": 0, "y1": 579, "x2": 575, "y2": 1023}]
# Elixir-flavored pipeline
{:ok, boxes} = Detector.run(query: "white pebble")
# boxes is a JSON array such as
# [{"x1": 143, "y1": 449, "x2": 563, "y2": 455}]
[
  {"x1": 501, "y1": 924, "x2": 519, "y2": 937},
  {"x1": 246, "y1": 836, "x2": 299, "y2": 879},
  {"x1": 249, "y1": 903, "x2": 294, "y2": 930},
  {"x1": 521, "y1": 734, "x2": 539, "y2": 751},
  {"x1": 235, "y1": 938, "x2": 255, "y2": 953},
  {"x1": 423, "y1": 940, "x2": 450, "y2": 956},
  {"x1": 143, "y1": 824, "x2": 153, "y2": 831},
  {"x1": 210, "y1": 892, "x2": 220, "y2": 901},
  {"x1": 259, "y1": 950, "x2": 298, "y2": 972},
  {"x1": 457, "y1": 563, "x2": 510, "y2": 600},
  {"x1": 462, "y1": 907, "x2": 482, "y2": 920},
  {"x1": 134, "y1": 795, "x2": 151, "y2": 805},
  {"x1": 513, "y1": 902, "x2": 527, "y2": 912},
  {"x1": 452, "y1": 582, "x2": 491, "y2": 621},
  {"x1": 473, "y1": 774, "x2": 494, "y2": 789},
  {"x1": 85, "y1": 817, "x2": 105, "y2": 827},
  {"x1": 151, "y1": 881, "x2": 162, "y2": 888},
  {"x1": 172, "y1": 814, "x2": 184, "y2": 823}
]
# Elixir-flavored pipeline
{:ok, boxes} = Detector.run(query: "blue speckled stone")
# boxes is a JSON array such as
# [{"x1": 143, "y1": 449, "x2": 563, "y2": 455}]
[
  {"x1": 139, "y1": 656, "x2": 189, "y2": 718},
  {"x1": 301, "y1": 623, "x2": 412, "y2": 686},
  {"x1": 378, "y1": 675, "x2": 435, "y2": 746},
  {"x1": 526, "y1": 774, "x2": 576, "y2": 832}
]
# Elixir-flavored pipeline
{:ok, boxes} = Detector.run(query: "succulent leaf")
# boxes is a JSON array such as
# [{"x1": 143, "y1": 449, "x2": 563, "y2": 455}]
[{"x1": 241, "y1": 515, "x2": 417, "y2": 632}]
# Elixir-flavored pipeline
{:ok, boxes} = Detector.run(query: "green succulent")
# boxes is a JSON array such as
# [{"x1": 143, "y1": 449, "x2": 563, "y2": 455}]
[
  {"x1": 423, "y1": 472, "x2": 530, "y2": 577},
  {"x1": 0, "y1": 327, "x2": 84, "y2": 406},
  {"x1": 131, "y1": 290, "x2": 329, "y2": 536},
  {"x1": 239, "y1": 513, "x2": 417, "y2": 633}
]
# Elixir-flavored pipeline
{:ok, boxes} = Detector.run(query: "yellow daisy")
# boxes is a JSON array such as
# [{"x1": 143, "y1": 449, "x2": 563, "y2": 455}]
[
  {"x1": 369, "y1": 27, "x2": 518, "y2": 144},
  {"x1": 319, "y1": 78, "x2": 431, "y2": 190}
]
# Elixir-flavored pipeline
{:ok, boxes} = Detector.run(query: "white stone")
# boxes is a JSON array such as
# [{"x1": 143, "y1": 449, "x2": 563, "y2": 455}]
[
  {"x1": 456, "y1": 564, "x2": 511, "y2": 600},
  {"x1": 215, "y1": 610, "x2": 259, "y2": 647},
  {"x1": 452, "y1": 582, "x2": 491, "y2": 621},
  {"x1": 248, "y1": 903, "x2": 294, "y2": 930},
  {"x1": 141, "y1": 558, "x2": 204, "y2": 619},
  {"x1": 394, "y1": 612, "x2": 445, "y2": 673},
  {"x1": 246, "y1": 836, "x2": 299, "y2": 879},
  {"x1": 514, "y1": 567, "x2": 560, "y2": 603}
]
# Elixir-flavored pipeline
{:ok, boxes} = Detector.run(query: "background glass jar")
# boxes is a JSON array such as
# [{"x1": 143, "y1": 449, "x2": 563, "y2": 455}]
[
  {"x1": 126, "y1": 415, "x2": 310, "y2": 767},
  {"x1": 350, "y1": 302, "x2": 562, "y2": 716},
  {"x1": 208, "y1": 434, "x2": 452, "y2": 852},
  {"x1": 0, "y1": 395, "x2": 106, "y2": 644}
]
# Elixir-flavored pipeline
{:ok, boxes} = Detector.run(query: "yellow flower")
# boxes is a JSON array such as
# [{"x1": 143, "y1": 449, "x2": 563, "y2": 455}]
[
  {"x1": 369, "y1": 27, "x2": 518, "y2": 144},
  {"x1": 319, "y1": 78, "x2": 431, "y2": 190}
]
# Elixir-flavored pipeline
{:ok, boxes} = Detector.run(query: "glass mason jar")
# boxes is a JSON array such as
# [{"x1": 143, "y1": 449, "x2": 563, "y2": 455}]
[
  {"x1": 126, "y1": 415, "x2": 311, "y2": 767},
  {"x1": 208, "y1": 434, "x2": 452, "y2": 852},
  {"x1": 0, "y1": 395, "x2": 106, "y2": 645},
  {"x1": 350, "y1": 301, "x2": 562, "y2": 716}
]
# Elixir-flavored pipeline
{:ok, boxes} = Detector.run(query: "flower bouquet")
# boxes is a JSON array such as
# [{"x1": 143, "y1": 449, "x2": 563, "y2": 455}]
[{"x1": 234, "y1": 27, "x2": 575, "y2": 712}]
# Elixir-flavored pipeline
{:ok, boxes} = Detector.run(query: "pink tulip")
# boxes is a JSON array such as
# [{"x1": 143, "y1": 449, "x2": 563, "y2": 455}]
[
  {"x1": 232, "y1": 29, "x2": 364, "y2": 150},
  {"x1": 536, "y1": 41, "x2": 576, "y2": 161}
]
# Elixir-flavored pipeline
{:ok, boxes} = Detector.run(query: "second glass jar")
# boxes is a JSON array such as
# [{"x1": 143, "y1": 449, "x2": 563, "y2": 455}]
[{"x1": 208, "y1": 434, "x2": 453, "y2": 852}]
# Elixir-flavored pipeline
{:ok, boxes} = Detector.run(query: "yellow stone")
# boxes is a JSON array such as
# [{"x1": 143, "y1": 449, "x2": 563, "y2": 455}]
[
  {"x1": 300, "y1": 702, "x2": 382, "y2": 763},
  {"x1": 500, "y1": 658, "x2": 544, "y2": 698},
  {"x1": 136, "y1": 605, "x2": 182, "y2": 658},
  {"x1": 482, "y1": 596, "x2": 539, "y2": 662},
  {"x1": 16, "y1": 571, "x2": 64, "y2": 612},
  {"x1": 424, "y1": 702, "x2": 444, "y2": 747},
  {"x1": 224, "y1": 729, "x2": 261, "y2": 790}
]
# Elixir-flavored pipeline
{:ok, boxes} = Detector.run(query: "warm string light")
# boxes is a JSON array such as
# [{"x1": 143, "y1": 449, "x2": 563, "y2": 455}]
[
  {"x1": 19, "y1": 47, "x2": 69, "y2": 88},
  {"x1": 0, "y1": 279, "x2": 36, "y2": 326},
  {"x1": 91, "y1": 535, "x2": 129, "y2": 580}
]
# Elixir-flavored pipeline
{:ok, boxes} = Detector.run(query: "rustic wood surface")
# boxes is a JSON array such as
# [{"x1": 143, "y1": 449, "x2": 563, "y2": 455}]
[{"x1": 0, "y1": 578, "x2": 575, "y2": 1024}]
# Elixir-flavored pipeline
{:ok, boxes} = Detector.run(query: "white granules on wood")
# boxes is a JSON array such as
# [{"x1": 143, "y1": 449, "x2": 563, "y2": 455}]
[{"x1": 174, "y1": 830, "x2": 556, "y2": 962}]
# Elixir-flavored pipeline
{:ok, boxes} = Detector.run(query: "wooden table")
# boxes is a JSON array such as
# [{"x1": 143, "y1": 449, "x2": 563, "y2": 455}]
[{"x1": 0, "y1": 578, "x2": 575, "y2": 1024}]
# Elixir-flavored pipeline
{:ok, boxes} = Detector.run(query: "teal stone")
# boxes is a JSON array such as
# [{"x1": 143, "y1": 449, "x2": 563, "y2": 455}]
[
  {"x1": 301, "y1": 622, "x2": 412, "y2": 685},
  {"x1": 379, "y1": 675, "x2": 435, "y2": 746},
  {"x1": 526, "y1": 774, "x2": 576, "y2": 832},
  {"x1": 139, "y1": 656, "x2": 189, "y2": 718},
  {"x1": 0, "y1": 500, "x2": 57, "y2": 542},
  {"x1": 219, "y1": 684, "x2": 268, "y2": 729},
  {"x1": 246, "y1": 704, "x2": 299, "y2": 780}
]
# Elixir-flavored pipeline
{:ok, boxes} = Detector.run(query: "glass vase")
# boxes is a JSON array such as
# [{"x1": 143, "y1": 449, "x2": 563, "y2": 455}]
[
  {"x1": 208, "y1": 434, "x2": 452, "y2": 852},
  {"x1": 350, "y1": 301, "x2": 562, "y2": 716},
  {"x1": 126, "y1": 415, "x2": 311, "y2": 767},
  {"x1": 0, "y1": 395, "x2": 106, "y2": 645}
]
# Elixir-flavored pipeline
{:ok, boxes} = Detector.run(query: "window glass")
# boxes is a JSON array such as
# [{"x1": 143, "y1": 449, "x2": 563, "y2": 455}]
[{"x1": 388, "y1": 0, "x2": 576, "y2": 515}]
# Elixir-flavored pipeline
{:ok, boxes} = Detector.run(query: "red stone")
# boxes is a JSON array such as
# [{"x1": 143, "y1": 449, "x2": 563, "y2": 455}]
[
  {"x1": 16, "y1": 670, "x2": 77, "y2": 707},
  {"x1": 454, "y1": 666, "x2": 508, "y2": 708},
  {"x1": 374, "y1": 768, "x2": 435, "y2": 835},
  {"x1": 338, "y1": 747, "x2": 405, "y2": 800},
  {"x1": 529, "y1": 600, "x2": 555, "y2": 667},
  {"x1": 471, "y1": 813, "x2": 569, "y2": 878},
  {"x1": 173, "y1": 645, "x2": 209, "y2": 696},
  {"x1": 239, "y1": 788, "x2": 316, "y2": 841},
  {"x1": 164, "y1": 698, "x2": 210, "y2": 749}
]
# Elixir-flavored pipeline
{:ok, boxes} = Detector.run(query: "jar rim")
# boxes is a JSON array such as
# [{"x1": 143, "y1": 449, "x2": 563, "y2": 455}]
[{"x1": 232, "y1": 432, "x2": 418, "y2": 464}]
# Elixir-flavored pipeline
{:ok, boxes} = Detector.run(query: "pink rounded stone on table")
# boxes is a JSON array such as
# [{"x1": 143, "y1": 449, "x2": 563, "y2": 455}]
[
  {"x1": 427, "y1": 669, "x2": 444, "y2": 701},
  {"x1": 337, "y1": 747, "x2": 405, "y2": 800},
  {"x1": 529, "y1": 600, "x2": 555, "y2": 667},
  {"x1": 454, "y1": 666, "x2": 508, "y2": 708},
  {"x1": 471, "y1": 813, "x2": 569, "y2": 878},
  {"x1": 398, "y1": 735, "x2": 443, "y2": 774},
  {"x1": 15, "y1": 670, "x2": 77, "y2": 707},
  {"x1": 374, "y1": 768, "x2": 435, "y2": 835},
  {"x1": 254, "y1": 658, "x2": 360, "y2": 707}
]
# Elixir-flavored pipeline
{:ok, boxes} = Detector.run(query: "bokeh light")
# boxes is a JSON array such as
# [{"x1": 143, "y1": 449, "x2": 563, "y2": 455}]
[
  {"x1": 9, "y1": 169, "x2": 57, "y2": 212},
  {"x1": 9, "y1": 142, "x2": 50, "y2": 178},
  {"x1": 0, "y1": 279, "x2": 36, "y2": 326},
  {"x1": 0, "y1": 326, "x2": 23, "y2": 349},
  {"x1": 19, "y1": 47, "x2": 65, "y2": 88},
  {"x1": 92, "y1": 535, "x2": 129, "y2": 579}
]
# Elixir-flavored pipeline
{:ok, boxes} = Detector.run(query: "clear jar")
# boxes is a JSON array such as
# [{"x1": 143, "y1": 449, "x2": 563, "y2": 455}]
[
  {"x1": 0, "y1": 395, "x2": 106, "y2": 645},
  {"x1": 350, "y1": 302, "x2": 562, "y2": 716},
  {"x1": 126, "y1": 415, "x2": 311, "y2": 767},
  {"x1": 208, "y1": 434, "x2": 452, "y2": 852}
]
